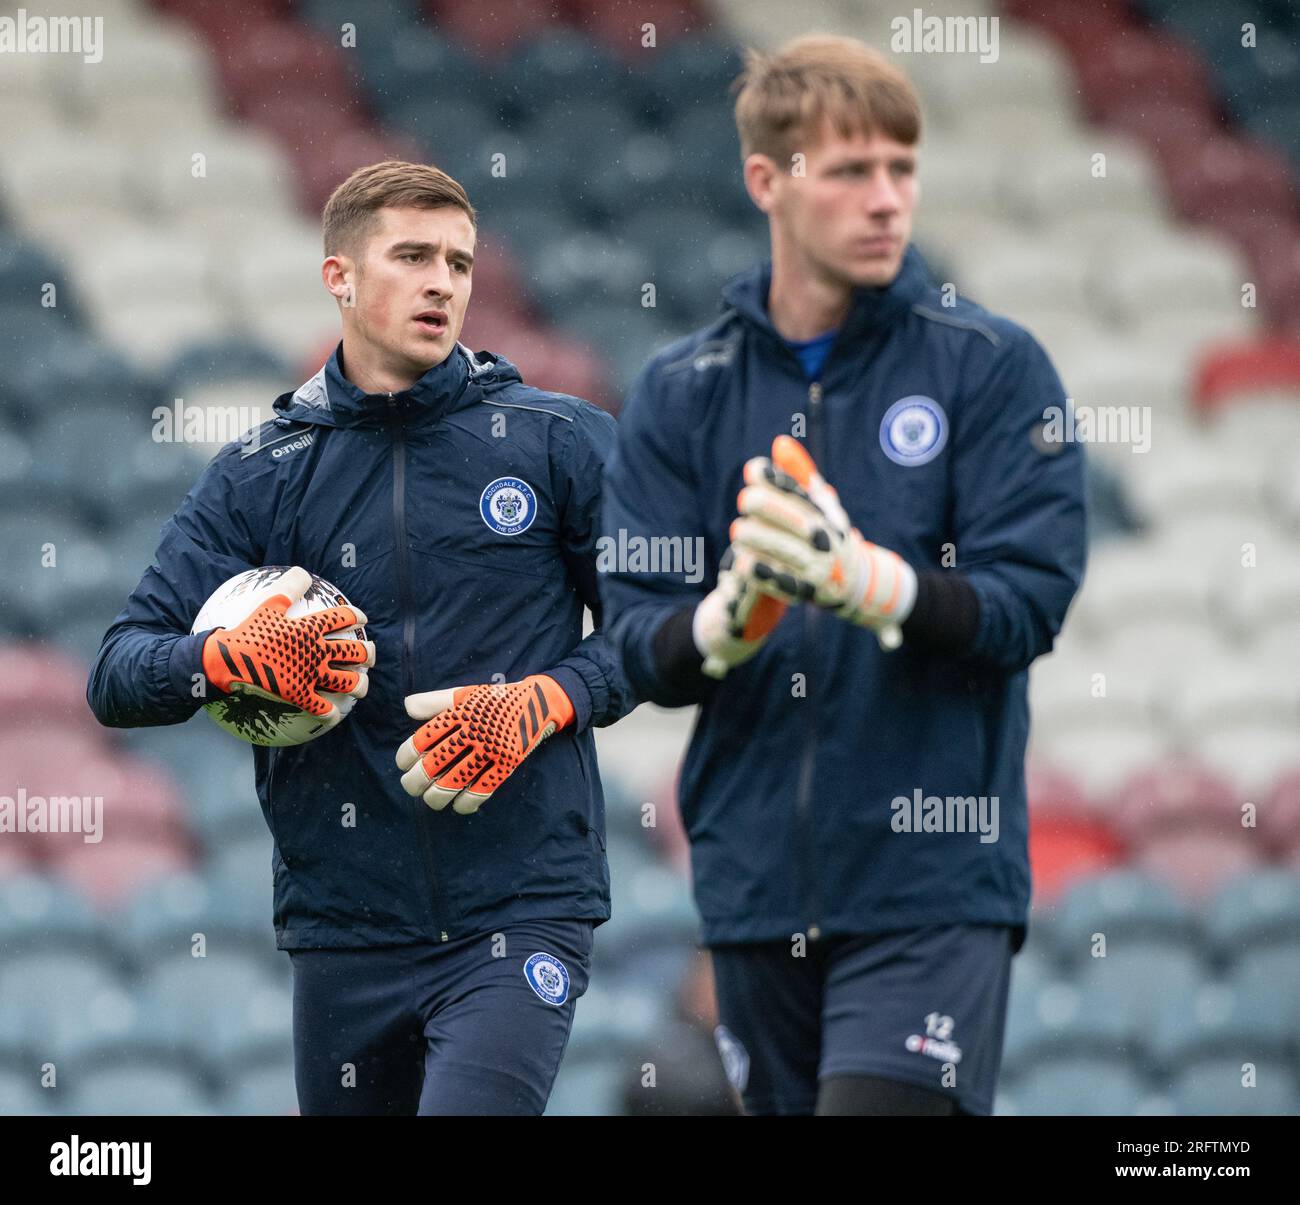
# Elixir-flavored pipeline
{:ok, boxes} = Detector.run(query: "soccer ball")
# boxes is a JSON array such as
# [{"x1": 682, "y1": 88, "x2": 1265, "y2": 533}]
[{"x1": 191, "y1": 566, "x2": 368, "y2": 747}]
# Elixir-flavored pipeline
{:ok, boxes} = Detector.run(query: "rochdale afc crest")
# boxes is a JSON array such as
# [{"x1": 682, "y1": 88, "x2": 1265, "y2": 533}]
[
  {"x1": 880, "y1": 396, "x2": 948, "y2": 467},
  {"x1": 713, "y1": 1024, "x2": 750, "y2": 1093},
  {"x1": 524, "y1": 952, "x2": 570, "y2": 1005},
  {"x1": 480, "y1": 476, "x2": 537, "y2": 535}
]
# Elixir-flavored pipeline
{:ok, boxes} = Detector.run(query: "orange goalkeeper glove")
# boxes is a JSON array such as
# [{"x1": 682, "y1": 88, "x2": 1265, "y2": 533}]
[
  {"x1": 395, "y1": 675, "x2": 576, "y2": 814},
  {"x1": 200, "y1": 565, "x2": 374, "y2": 725},
  {"x1": 732, "y1": 436, "x2": 917, "y2": 650}
]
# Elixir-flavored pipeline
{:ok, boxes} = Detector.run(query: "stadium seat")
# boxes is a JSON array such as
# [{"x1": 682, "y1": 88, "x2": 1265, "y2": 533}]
[
  {"x1": 1074, "y1": 939, "x2": 1208, "y2": 1045},
  {"x1": 1164, "y1": 136, "x2": 1297, "y2": 228},
  {"x1": 0, "y1": 1064, "x2": 53, "y2": 1114},
  {"x1": 0, "y1": 874, "x2": 103, "y2": 949},
  {"x1": 73, "y1": 1062, "x2": 216, "y2": 1116},
  {"x1": 1264, "y1": 771, "x2": 1300, "y2": 855},
  {"x1": 1207, "y1": 870, "x2": 1300, "y2": 952},
  {"x1": 1004, "y1": 1056, "x2": 1151, "y2": 1116},
  {"x1": 1106, "y1": 762, "x2": 1243, "y2": 845},
  {"x1": 137, "y1": 947, "x2": 282, "y2": 1055},
  {"x1": 1001, "y1": 978, "x2": 1132, "y2": 1077},
  {"x1": 1053, "y1": 872, "x2": 1197, "y2": 960},
  {"x1": 1170, "y1": 1057, "x2": 1300, "y2": 1116},
  {"x1": 545, "y1": 1054, "x2": 627, "y2": 1117},
  {"x1": 219, "y1": 1057, "x2": 299, "y2": 1115},
  {"x1": 116, "y1": 872, "x2": 275, "y2": 969},
  {"x1": 52, "y1": 837, "x2": 196, "y2": 911},
  {"x1": 1227, "y1": 944, "x2": 1300, "y2": 1038}
]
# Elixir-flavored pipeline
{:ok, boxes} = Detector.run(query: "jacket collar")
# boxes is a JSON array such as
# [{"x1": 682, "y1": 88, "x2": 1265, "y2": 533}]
[
  {"x1": 275, "y1": 341, "x2": 518, "y2": 428},
  {"x1": 720, "y1": 242, "x2": 932, "y2": 349}
]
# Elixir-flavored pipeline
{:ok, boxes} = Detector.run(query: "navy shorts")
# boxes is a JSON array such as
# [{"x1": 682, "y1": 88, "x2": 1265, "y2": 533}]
[
  {"x1": 287, "y1": 918, "x2": 593, "y2": 1115},
  {"x1": 709, "y1": 924, "x2": 1014, "y2": 1115}
]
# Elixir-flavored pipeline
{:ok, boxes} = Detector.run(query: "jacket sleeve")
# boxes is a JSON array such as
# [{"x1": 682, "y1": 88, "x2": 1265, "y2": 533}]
[
  {"x1": 86, "y1": 441, "x2": 267, "y2": 727},
  {"x1": 949, "y1": 327, "x2": 1088, "y2": 674},
  {"x1": 544, "y1": 402, "x2": 640, "y2": 733},
  {"x1": 596, "y1": 358, "x2": 720, "y2": 709}
]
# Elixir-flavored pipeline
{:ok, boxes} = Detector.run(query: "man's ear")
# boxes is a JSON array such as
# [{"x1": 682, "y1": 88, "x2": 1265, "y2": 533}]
[
  {"x1": 322, "y1": 254, "x2": 357, "y2": 307},
  {"x1": 742, "y1": 153, "x2": 780, "y2": 215}
]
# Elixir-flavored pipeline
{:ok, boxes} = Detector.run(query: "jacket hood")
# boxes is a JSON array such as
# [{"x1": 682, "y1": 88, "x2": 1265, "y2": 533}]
[
  {"x1": 720, "y1": 241, "x2": 933, "y2": 345},
  {"x1": 273, "y1": 341, "x2": 524, "y2": 428}
]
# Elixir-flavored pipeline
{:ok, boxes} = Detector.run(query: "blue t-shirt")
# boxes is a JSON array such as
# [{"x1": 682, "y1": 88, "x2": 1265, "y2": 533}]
[{"x1": 782, "y1": 328, "x2": 839, "y2": 381}]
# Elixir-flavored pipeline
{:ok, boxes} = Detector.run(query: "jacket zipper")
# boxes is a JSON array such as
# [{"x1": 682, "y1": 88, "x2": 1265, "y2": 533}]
[
  {"x1": 390, "y1": 395, "x2": 449, "y2": 942},
  {"x1": 798, "y1": 379, "x2": 826, "y2": 943}
]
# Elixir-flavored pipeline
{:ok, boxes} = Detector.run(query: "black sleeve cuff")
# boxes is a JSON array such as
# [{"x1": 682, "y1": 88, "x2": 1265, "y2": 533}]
[
  {"x1": 650, "y1": 604, "x2": 720, "y2": 703},
  {"x1": 901, "y1": 571, "x2": 980, "y2": 653}
]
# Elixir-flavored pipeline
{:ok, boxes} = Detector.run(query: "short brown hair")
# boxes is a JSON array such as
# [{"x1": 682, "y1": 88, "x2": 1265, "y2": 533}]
[
  {"x1": 322, "y1": 159, "x2": 477, "y2": 258},
  {"x1": 733, "y1": 34, "x2": 922, "y2": 165}
]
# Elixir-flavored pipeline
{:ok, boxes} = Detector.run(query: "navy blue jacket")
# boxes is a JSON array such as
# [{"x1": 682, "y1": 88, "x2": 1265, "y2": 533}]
[
  {"x1": 600, "y1": 245, "x2": 1087, "y2": 947},
  {"x1": 88, "y1": 343, "x2": 636, "y2": 948}
]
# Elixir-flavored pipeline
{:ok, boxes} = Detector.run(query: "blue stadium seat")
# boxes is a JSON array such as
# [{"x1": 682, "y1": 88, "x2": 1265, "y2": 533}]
[
  {"x1": 0, "y1": 236, "x2": 78, "y2": 319},
  {"x1": 357, "y1": 28, "x2": 491, "y2": 121},
  {"x1": 1074, "y1": 940, "x2": 1208, "y2": 1041},
  {"x1": 639, "y1": 35, "x2": 745, "y2": 128},
  {"x1": 117, "y1": 872, "x2": 276, "y2": 970},
  {"x1": 1206, "y1": 869, "x2": 1300, "y2": 954},
  {"x1": 544, "y1": 1054, "x2": 625, "y2": 1116},
  {"x1": 209, "y1": 982, "x2": 293, "y2": 1065},
  {"x1": 164, "y1": 334, "x2": 292, "y2": 394},
  {"x1": 1054, "y1": 872, "x2": 1198, "y2": 963},
  {"x1": 137, "y1": 948, "x2": 280, "y2": 1058},
  {"x1": 528, "y1": 228, "x2": 651, "y2": 313},
  {"x1": 1, "y1": 953, "x2": 131, "y2": 1064},
  {"x1": 1004, "y1": 1056, "x2": 1151, "y2": 1115},
  {"x1": 1149, "y1": 982, "x2": 1292, "y2": 1068},
  {"x1": 565, "y1": 981, "x2": 667, "y2": 1062},
  {"x1": 0, "y1": 1064, "x2": 52, "y2": 1114},
  {"x1": 584, "y1": 129, "x2": 681, "y2": 224},
  {"x1": 0, "y1": 874, "x2": 103, "y2": 949},
  {"x1": 219, "y1": 1058, "x2": 298, "y2": 1115},
  {"x1": 500, "y1": 29, "x2": 627, "y2": 117},
  {"x1": 1227, "y1": 945, "x2": 1300, "y2": 1028},
  {"x1": 1170, "y1": 1056, "x2": 1300, "y2": 1116},
  {"x1": 559, "y1": 300, "x2": 682, "y2": 395},
  {"x1": 73, "y1": 1062, "x2": 215, "y2": 1116},
  {"x1": 1002, "y1": 979, "x2": 1133, "y2": 1077}
]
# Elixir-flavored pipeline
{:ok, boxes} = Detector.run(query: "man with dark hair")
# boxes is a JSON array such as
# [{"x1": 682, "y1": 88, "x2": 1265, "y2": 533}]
[{"x1": 89, "y1": 160, "x2": 635, "y2": 1115}]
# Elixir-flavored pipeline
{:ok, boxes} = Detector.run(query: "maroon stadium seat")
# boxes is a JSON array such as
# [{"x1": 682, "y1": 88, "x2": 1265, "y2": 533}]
[
  {"x1": 1265, "y1": 769, "x2": 1300, "y2": 854},
  {"x1": 427, "y1": 0, "x2": 564, "y2": 57},
  {"x1": 51, "y1": 838, "x2": 195, "y2": 911},
  {"x1": 0, "y1": 642, "x2": 104, "y2": 732},
  {"x1": 1163, "y1": 135, "x2": 1297, "y2": 227},
  {"x1": 1193, "y1": 337, "x2": 1300, "y2": 412},
  {"x1": 1134, "y1": 830, "x2": 1260, "y2": 903},
  {"x1": 1074, "y1": 30, "x2": 1218, "y2": 126},
  {"x1": 1108, "y1": 761, "x2": 1241, "y2": 845}
]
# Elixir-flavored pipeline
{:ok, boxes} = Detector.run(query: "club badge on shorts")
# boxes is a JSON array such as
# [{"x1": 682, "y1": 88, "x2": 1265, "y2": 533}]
[
  {"x1": 524, "y1": 952, "x2": 570, "y2": 1005},
  {"x1": 480, "y1": 476, "x2": 537, "y2": 535},
  {"x1": 713, "y1": 1024, "x2": 750, "y2": 1093},
  {"x1": 880, "y1": 396, "x2": 948, "y2": 467}
]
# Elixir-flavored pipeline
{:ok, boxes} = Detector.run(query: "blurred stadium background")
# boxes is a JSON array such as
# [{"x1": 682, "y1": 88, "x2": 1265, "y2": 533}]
[{"x1": 1, "y1": 0, "x2": 1299, "y2": 1115}]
